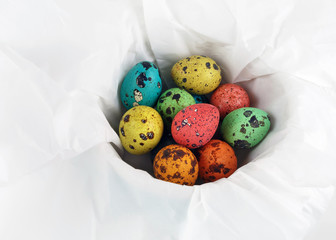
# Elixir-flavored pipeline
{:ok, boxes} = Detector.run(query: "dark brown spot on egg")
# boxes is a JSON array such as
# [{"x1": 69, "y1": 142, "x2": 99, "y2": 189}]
[
  {"x1": 194, "y1": 69, "x2": 197, "y2": 71},
  {"x1": 209, "y1": 163, "x2": 224, "y2": 173},
  {"x1": 259, "y1": 121, "x2": 265, "y2": 127},
  {"x1": 249, "y1": 116, "x2": 259, "y2": 128},
  {"x1": 140, "y1": 143, "x2": 144, "y2": 146},
  {"x1": 189, "y1": 159, "x2": 197, "y2": 175},
  {"x1": 173, "y1": 172, "x2": 181, "y2": 178},
  {"x1": 240, "y1": 127, "x2": 246, "y2": 134},
  {"x1": 233, "y1": 140, "x2": 251, "y2": 149},
  {"x1": 183, "y1": 66, "x2": 188, "y2": 73},
  {"x1": 223, "y1": 168, "x2": 231, "y2": 174},
  {"x1": 172, "y1": 94, "x2": 181, "y2": 102},
  {"x1": 213, "y1": 64, "x2": 218, "y2": 70},
  {"x1": 147, "y1": 131, "x2": 154, "y2": 139},
  {"x1": 140, "y1": 133, "x2": 147, "y2": 140},
  {"x1": 244, "y1": 110, "x2": 252, "y2": 117},
  {"x1": 120, "y1": 127, "x2": 125, "y2": 136},
  {"x1": 160, "y1": 165, "x2": 167, "y2": 173},
  {"x1": 129, "y1": 145, "x2": 135, "y2": 149},
  {"x1": 173, "y1": 150, "x2": 186, "y2": 160},
  {"x1": 133, "y1": 139, "x2": 136, "y2": 142},
  {"x1": 125, "y1": 93, "x2": 129, "y2": 97},
  {"x1": 182, "y1": 78, "x2": 187, "y2": 83},
  {"x1": 206, "y1": 62, "x2": 211, "y2": 69},
  {"x1": 124, "y1": 115, "x2": 130, "y2": 122},
  {"x1": 211, "y1": 141, "x2": 220, "y2": 147},
  {"x1": 156, "y1": 172, "x2": 163, "y2": 179},
  {"x1": 141, "y1": 61, "x2": 152, "y2": 70},
  {"x1": 208, "y1": 176, "x2": 216, "y2": 181},
  {"x1": 141, "y1": 119, "x2": 147, "y2": 123},
  {"x1": 136, "y1": 72, "x2": 147, "y2": 88},
  {"x1": 166, "y1": 91, "x2": 172, "y2": 97},
  {"x1": 162, "y1": 148, "x2": 171, "y2": 159},
  {"x1": 166, "y1": 107, "x2": 172, "y2": 114}
]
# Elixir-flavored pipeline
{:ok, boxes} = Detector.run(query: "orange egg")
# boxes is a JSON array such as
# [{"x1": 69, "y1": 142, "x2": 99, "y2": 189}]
[
  {"x1": 196, "y1": 139, "x2": 237, "y2": 182},
  {"x1": 153, "y1": 144, "x2": 198, "y2": 186}
]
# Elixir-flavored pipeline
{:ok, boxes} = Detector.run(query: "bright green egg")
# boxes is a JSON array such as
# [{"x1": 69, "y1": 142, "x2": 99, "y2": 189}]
[
  {"x1": 221, "y1": 107, "x2": 271, "y2": 149},
  {"x1": 156, "y1": 88, "x2": 196, "y2": 129}
]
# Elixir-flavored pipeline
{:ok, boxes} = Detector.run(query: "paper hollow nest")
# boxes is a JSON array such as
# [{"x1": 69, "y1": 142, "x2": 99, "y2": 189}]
[{"x1": 1, "y1": 0, "x2": 336, "y2": 240}]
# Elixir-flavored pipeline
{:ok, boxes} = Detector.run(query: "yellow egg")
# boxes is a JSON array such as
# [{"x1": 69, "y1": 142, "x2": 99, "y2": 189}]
[
  {"x1": 119, "y1": 106, "x2": 164, "y2": 155},
  {"x1": 171, "y1": 55, "x2": 222, "y2": 95}
]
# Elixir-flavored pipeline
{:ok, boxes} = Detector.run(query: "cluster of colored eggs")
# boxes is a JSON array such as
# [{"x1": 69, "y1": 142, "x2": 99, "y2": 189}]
[{"x1": 119, "y1": 55, "x2": 271, "y2": 186}]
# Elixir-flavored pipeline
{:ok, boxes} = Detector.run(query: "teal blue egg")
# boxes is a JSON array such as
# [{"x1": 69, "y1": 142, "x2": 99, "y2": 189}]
[
  {"x1": 192, "y1": 94, "x2": 208, "y2": 104},
  {"x1": 120, "y1": 61, "x2": 162, "y2": 109}
]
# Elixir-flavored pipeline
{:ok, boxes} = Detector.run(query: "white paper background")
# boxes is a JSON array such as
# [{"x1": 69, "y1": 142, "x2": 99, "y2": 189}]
[{"x1": 0, "y1": 0, "x2": 336, "y2": 239}]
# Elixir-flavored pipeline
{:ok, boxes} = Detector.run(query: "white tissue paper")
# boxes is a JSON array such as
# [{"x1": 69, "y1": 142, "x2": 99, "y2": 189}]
[{"x1": 1, "y1": 0, "x2": 336, "y2": 239}]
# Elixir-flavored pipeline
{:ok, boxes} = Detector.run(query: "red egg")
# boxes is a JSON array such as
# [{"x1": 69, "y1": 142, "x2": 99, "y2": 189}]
[
  {"x1": 210, "y1": 83, "x2": 250, "y2": 119},
  {"x1": 171, "y1": 103, "x2": 220, "y2": 149}
]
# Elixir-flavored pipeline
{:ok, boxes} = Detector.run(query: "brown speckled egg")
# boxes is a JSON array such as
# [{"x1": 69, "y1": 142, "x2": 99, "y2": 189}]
[
  {"x1": 171, "y1": 55, "x2": 221, "y2": 95},
  {"x1": 153, "y1": 144, "x2": 198, "y2": 186},
  {"x1": 210, "y1": 83, "x2": 250, "y2": 119},
  {"x1": 171, "y1": 103, "x2": 220, "y2": 149},
  {"x1": 196, "y1": 139, "x2": 237, "y2": 182}
]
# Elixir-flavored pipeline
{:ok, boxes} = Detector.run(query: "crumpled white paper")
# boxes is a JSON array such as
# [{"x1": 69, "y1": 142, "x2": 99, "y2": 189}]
[{"x1": 1, "y1": 0, "x2": 336, "y2": 239}]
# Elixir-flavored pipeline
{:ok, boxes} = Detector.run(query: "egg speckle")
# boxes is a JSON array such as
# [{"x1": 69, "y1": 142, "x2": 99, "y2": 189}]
[
  {"x1": 172, "y1": 103, "x2": 220, "y2": 149},
  {"x1": 171, "y1": 55, "x2": 221, "y2": 95},
  {"x1": 196, "y1": 139, "x2": 237, "y2": 182},
  {"x1": 119, "y1": 106, "x2": 163, "y2": 154},
  {"x1": 120, "y1": 61, "x2": 162, "y2": 109},
  {"x1": 153, "y1": 144, "x2": 198, "y2": 186},
  {"x1": 221, "y1": 107, "x2": 271, "y2": 149}
]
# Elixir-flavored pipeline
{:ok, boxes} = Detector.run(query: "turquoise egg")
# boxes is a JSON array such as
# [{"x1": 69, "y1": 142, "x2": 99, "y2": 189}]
[
  {"x1": 192, "y1": 94, "x2": 208, "y2": 104},
  {"x1": 120, "y1": 61, "x2": 162, "y2": 109}
]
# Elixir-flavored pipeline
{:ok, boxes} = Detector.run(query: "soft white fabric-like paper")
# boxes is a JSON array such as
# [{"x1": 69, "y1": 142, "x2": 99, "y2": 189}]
[{"x1": 0, "y1": 0, "x2": 336, "y2": 239}]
